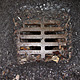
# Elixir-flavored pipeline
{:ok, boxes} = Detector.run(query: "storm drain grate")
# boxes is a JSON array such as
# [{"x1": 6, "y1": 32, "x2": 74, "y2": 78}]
[{"x1": 17, "y1": 20, "x2": 68, "y2": 58}]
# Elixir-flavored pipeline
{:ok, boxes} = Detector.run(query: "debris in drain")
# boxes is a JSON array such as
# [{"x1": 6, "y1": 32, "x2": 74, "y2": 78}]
[
  {"x1": 21, "y1": 58, "x2": 27, "y2": 62},
  {"x1": 13, "y1": 18, "x2": 18, "y2": 26},
  {"x1": 45, "y1": 55, "x2": 52, "y2": 62},
  {"x1": 20, "y1": 47, "x2": 30, "y2": 50},
  {"x1": 45, "y1": 55, "x2": 59, "y2": 63},
  {"x1": 51, "y1": 56, "x2": 59, "y2": 63},
  {"x1": 36, "y1": 55, "x2": 41, "y2": 61},
  {"x1": 2, "y1": 71, "x2": 5, "y2": 75},
  {"x1": 13, "y1": 7, "x2": 72, "y2": 64},
  {"x1": 59, "y1": 44, "x2": 61, "y2": 50}
]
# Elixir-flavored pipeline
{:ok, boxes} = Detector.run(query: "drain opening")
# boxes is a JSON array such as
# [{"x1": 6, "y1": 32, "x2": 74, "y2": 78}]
[
  {"x1": 45, "y1": 38, "x2": 65, "y2": 42},
  {"x1": 45, "y1": 46, "x2": 59, "y2": 50},
  {"x1": 45, "y1": 31, "x2": 65, "y2": 34},
  {"x1": 25, "y1": 24, "x2": 41, "y2": 27},
  {"x1": 20, "y1": 46, "x2": 41, "y2": 50},
  {"x1": 20, "y1": 31, "x2": 41, "y2": 35},
  {"x1": 20, "y1": 39, "x2": 41, "y2": 42},
  {"x1": 44, "y1": 23, "x2": 58, "y2": 27},
  {"x1": 45, "y1": 46, "x2": 67, "y2": 50}
]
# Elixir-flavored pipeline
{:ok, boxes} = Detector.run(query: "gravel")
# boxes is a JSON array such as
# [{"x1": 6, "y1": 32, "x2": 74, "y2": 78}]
[{"x1": 0, "y1": 0, "x2": 80, "y2": 80}]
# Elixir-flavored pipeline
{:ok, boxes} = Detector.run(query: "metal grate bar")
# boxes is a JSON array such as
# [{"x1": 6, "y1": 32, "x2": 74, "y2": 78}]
[
  {"x1": 20, "y1": 35, "x2": 42, "y2": 39},
  {"x1": 18, "y1": 50, "x2": 61, "y2": 55},
  {"x1": 17, "y1": 42, "x2": 41, "y2": 46},
  {"x1": 19, "y1": 27, "x2": 64, "y2": 32},
  {"x1": 20, "y1": 35, "x2": 66, "y2": 39}
]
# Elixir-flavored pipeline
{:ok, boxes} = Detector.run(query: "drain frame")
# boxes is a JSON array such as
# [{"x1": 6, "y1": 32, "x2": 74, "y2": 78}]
[{"x1": 17, "y1": 20, "x2": 68, "y2": 59}]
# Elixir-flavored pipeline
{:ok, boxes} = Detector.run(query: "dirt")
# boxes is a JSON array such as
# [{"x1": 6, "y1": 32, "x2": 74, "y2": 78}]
[{"x1": 0, "y1": 0, "x2": 80, "y2": 80}]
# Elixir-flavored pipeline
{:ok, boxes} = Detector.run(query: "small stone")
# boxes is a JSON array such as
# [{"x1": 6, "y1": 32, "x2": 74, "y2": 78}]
[
  {"x1": 73, "y1": 63, "x2": 76, "y2": 66},
  {"x1": 45, "y1": 7, "x2": 48, "y2": 10},
  {"x1": 50, "y1": 71, "x2": 51, "y2": 73},
  {"x1": 75, "y1": 32, "x2": 77, "y2": 35},
  {"x1": 41, "y1": 8, "x2": 43, "y2": 11},
  {"x1": 7, "y1": 51, "x2": 8, "y2": 54},
  {"x1": 55, "y1": 4, "x2": 58, "y2": 7},
  {"x1": 57, "y1": 5, "x2": 60, "y2": 9},
  {"x1": 17, "y1": 16, "x2": 21, "y2": 21},
  {"x1": 77, "y1": 72, "x2": 80, "y2": 74},
  {"x1": 23, "y1": 5, "x2": 27, "y2": 8},
  {"x1": 0, "y1": 66, "x2": 2, "y2": 69},
  {"x1": 43, "y1": 4, "x2": 45, "y2": 6},
  {"x1": 40, "y1": 5, "x2": 42, "y2": 8},
  {"x1": 36, "y1": 6, "x2": 38, "y2": 8},
  {"x1": 65, "y1": 73, "x2": 68, "y2": 77},
  {"x1": 67, "y1": 9, "x2": 70, "y2": 12},
  {"x1": 20, "y1": 7, "x2": 22, "y2": 9},
  {"x1": 61, "y1": 8, "x2": 65, "y2": 11},
  {"x1": 21, "y1": 58, "x2": 27, "y2": 62},
  {"x1": 2, "y1": 71, "x2": 5, "y2": 75}
]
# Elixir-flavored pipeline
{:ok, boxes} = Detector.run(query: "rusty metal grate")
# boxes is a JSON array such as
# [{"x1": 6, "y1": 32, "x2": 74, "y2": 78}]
[{"x1": 17, "y1": 20, "x2": 67, "y2": 59}]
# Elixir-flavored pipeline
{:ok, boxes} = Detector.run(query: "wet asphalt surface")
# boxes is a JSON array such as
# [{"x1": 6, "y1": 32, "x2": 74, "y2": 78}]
[{"x1": 0, "y1": 0, "x2": 80, "y2": 80}]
